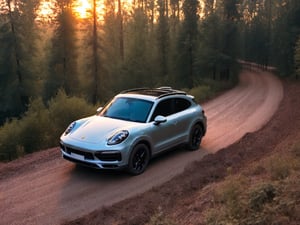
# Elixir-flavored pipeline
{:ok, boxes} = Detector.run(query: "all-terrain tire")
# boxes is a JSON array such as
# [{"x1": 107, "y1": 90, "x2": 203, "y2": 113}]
[
  {"x1": 187, "y1": 124, "x2": 203, "y2": 151},
  {"x1": 127, "y1": 143, "x2": 150, "y2": 175}
]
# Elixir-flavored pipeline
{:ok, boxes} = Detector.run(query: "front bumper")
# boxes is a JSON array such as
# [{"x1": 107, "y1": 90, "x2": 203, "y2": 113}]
[{"x1": 60, "y1": 142, "x2": 128, "y2": 170}]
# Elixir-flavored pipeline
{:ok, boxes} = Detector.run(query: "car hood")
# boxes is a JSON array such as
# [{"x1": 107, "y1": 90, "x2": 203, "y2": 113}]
[{"x1": 67, "y1": 116, "x2": 137, "y2": 144}]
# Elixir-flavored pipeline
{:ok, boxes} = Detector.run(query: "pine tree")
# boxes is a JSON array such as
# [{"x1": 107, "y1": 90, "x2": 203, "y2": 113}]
[
  {"x1": 157, "y1": 0, "x2": 169, "y2": 78},
  {"x1": 175, "y1": 0, "x2": 199, "y2": 88},
  {"x1": 0, "y1": 0, "x2": 40, "y2": 122},
  {"x1": 44, "y1": 0, "x2": 78, "y2": 101}
]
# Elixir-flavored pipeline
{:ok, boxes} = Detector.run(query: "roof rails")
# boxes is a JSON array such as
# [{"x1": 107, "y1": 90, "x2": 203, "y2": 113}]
[
  {"x1": 157, "y1": 86, "x2": 172, "y2": 90},
  {"x1": 121, "y1": 87, "x2": 150, "y2": 94},
  {"x1": 157, "y1": 90, "x2": 186, "y2": 99},
  {"x1": 120, "y1": 87, "x2": 187, "y2": 98}
]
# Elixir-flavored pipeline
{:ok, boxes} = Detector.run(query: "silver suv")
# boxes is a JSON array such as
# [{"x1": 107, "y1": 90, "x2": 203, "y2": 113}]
[{"x1": 60, "y1": 87, "x2": 207, "y2": 175}]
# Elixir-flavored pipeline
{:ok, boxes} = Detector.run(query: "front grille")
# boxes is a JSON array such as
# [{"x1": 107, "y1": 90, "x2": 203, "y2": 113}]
[
  {"x1": 63, "y1": 155, "x2": 100, "y2": 169},
  {"x1": 95, "y1": 152, "x2": 122, "y2": 161},
  {"x1": 61, "y1": 144, "x2": 94, "y2": 160}
]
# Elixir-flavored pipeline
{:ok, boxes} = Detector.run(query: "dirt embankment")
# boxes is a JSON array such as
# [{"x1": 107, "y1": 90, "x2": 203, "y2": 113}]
[{"x1": 65, "y1": 79, "x2": 300, "y2": 225}]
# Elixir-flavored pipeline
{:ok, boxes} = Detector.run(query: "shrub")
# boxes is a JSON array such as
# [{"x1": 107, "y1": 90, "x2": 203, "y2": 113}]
[
  {"x1": 47, "y1": 90, "x2": 96, "y2": 140},
  {"x1": 187, "y1": 77, "x2": 235, "y2": 103},
  {"x1": 0, "y1": 91, "x2": 95, "y2": 161},
  {"x1": 249, "y1": 183, "x2": 276, "y2": 211},
  {"x1": 267, "y1": 156, "x2": 291, "y2": 180},
  {"x1": 188, "y1": 85, "x2": 212, "y2": 102},
  {"x1": 212, "y1": 176, "x2": 249, "y2": 220},
  {"x1": 0, "y1": 98, "x2": 49, "y2": 159},
  {"x1": 17, "y1": 98, "x2": 51, "y2": 153},
  {"x1": 0, "y1": 119, "x2": 22, "y2": 160}
]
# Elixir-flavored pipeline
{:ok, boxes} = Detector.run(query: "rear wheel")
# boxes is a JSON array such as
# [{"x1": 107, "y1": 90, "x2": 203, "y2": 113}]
[
  {"x1": 188, "y1": 124, "x2": 203, "y2": 151},
  {"x1": 127, "y1": 143, "x2": 150, "y2": 175}
]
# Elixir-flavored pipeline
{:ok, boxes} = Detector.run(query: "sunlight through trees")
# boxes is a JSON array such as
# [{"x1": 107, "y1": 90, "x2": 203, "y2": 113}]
[{"x1": 0, "y1": 0, "x2": 300, "y2": 124}]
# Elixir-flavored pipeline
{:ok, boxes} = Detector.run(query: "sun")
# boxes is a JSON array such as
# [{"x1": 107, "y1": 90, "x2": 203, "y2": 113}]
[
  {"x1": 73, "y1": 0, "x2": 93, "y2": 19},
  {"x1": 35, "y1": 0, "x2": 133, "y2": 21}
]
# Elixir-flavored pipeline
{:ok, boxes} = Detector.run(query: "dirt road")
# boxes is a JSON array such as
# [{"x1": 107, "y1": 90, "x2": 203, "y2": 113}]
[{"x1": 0, "y1": 69, "x2": 283, "y2": 225}]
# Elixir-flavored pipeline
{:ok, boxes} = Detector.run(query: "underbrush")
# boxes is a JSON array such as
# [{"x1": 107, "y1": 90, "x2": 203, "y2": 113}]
[
  {"x1": 204, "y1": 141, "x2": 300, "y2": 225},
  {"x1": 147, "y1": 207, "x2": 177, "y2": 225},
  {"x1": 0, "y1": 90, "x2": 95, "y2": 161},
  {"x1": 187, "y1": 79, "x2": 235, "y2": 103}
]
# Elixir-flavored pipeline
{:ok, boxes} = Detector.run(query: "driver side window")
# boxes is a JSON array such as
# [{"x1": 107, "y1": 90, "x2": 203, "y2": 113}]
[{"x1": 150, "y1": 99, "x2": 173, "y2": 121}]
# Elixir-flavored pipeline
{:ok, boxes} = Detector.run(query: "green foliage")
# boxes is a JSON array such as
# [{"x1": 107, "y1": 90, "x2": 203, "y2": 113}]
[
  {"x1": 0, "y1": 0, "x2": 42, "y2": 123},
  {"x1": 47, "y1": 90, "x2": 95, "y2": 135},
  {"x1": 187, "y1": 85, "x2": 212, "y2": 102},
  {"x1": 187, "y1": 78, "x2": 235, "y2": 103},
  {"x1": 44, "y1": 3, "x2": 79, "y2": 101},
  {"x1": 0, "y1": 119, "x2": 22, "y2": 160},
  {"x1": 0, "y1": 91, "x2": 95, "y2": 161},
  {"x1": 267, "y1": 156, "x2": 291, "y2": 180},
  {"x1": 213, "y1": 176, "x2": 249, "y2": 220},
  {"x1": 17, "y1": 98, "x2": 51, "y2": 153},
  {"x1": 249, "y1": 183, "x2": 276, "y2": 211},
  {"x1": 173, "y1": 0, "x2": 200, "y2": 89}
]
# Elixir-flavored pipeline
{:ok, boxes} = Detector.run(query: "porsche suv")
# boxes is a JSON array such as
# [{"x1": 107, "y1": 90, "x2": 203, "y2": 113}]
[{"x1": 60, "y1": 87, "x2": 207, "y2": 175}]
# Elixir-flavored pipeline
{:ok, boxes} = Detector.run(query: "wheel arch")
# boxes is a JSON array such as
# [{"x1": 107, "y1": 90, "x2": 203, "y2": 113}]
[
  {"x1": 191, "y1": 120, "x2": 206, "y2": 136},
  {"x1": 136, "y1": 140, "x2": 152, "y2": 157},
  {"x1": 198, "y1": 121, "x2": 206, "y2": 136},
  {"x1": 131, "y1": 138, "x2": 153, "y2": 158}
]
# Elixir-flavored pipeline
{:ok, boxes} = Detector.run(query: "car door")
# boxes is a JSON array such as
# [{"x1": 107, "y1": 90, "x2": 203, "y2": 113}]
[
  {"x1": 172, "y1": 97, "x2": 193, "y2": 141},
  {"x1": 149, "y1": 98, "x2": 181, "y2": 154}
]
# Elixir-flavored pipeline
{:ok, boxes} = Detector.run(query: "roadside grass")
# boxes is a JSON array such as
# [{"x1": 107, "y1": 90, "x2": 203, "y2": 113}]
[
  {"x1": 204, "y1": 141, "x2": 300, "y2": 225},
  {"x1": 147, "y1": 206, "x2": 178, "y2": 225}
]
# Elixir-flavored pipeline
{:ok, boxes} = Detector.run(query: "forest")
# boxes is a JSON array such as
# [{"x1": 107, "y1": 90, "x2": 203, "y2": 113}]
[{"x1": 0, "y1": 0, "x2": 300, "y2": 160}]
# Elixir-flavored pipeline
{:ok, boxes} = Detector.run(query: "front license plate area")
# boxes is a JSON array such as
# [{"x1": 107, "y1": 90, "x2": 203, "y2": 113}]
[{"x1": 71, "y1": 152, "x2": 85, "y2": 160}]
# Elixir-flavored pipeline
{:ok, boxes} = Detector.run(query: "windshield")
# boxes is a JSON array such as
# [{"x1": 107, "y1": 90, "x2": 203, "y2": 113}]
[{"x1": 100, "y1": 97, "x2": 153, "y2": 123}]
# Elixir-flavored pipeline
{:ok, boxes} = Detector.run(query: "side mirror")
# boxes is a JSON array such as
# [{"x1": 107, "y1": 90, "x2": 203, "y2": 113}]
[
  {"x1": 154, "y1": 115, "x2": 167, "y2": 125},
  {"x1": 96, "y1": 107, "x2": 103, "y2": 115}
]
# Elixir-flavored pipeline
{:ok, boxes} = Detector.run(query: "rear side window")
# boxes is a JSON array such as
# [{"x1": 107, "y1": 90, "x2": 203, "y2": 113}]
[
  {"x1": 174, "y1": 98, "x2": 191, "y2": 113},
  {"x1": 151, "y1": 97, "x2": 191, "y2": 121}
]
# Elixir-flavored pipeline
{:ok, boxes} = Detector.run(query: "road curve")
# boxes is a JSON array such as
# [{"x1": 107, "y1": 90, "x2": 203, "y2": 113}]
[{"x1": 0, "y1": 68, "x2": 283, "y2": 225}]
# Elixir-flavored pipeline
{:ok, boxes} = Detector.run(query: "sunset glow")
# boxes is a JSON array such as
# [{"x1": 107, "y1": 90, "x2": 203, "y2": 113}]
[
  {"x1": 73, "y1": 0, "x2": 92, "y2": 19},
  {"x1": 36, "y1": 0, "x2": 107, "y2": 20},
  {"x1": 35, "y1": 0, "x2": 175, "y2": 21},
  {"x1": 36, "y1": 0, "x2": 56, "y2": 21}
]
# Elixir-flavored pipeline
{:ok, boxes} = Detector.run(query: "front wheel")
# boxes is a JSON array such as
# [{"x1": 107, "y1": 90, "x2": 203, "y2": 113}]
[
  {"x1": 187, "y1": 124, "x2": 203, "y2": 151},
  {"x1": 127, "y1": 143, "x2": 150, "y2": 175}
]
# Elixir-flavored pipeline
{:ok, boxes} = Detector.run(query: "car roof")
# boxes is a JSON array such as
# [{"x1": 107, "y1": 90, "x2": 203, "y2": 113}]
[{"x1": 119, "y1": 87, "x2": 187, "y2": 101}]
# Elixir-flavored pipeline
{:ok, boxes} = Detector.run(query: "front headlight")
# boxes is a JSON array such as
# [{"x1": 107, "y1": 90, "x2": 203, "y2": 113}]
[
  {"x1": 64, "y1": 122, "x2": 76, "y2": 135},
  {"x1": 107, "y1": 130, "x2": 129, "y2": 145}
]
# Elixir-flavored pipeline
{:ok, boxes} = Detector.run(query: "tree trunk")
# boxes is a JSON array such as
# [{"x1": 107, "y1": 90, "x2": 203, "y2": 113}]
[
  {"x1": 118, "y1": 0, "x2": 124, "y2": 61},
  {"x1": 92, "y1": 0, "x2": 99, "y2": 103},
  {"x1": 7, "y1": 0, "x2": 22, "y2": 84}
]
